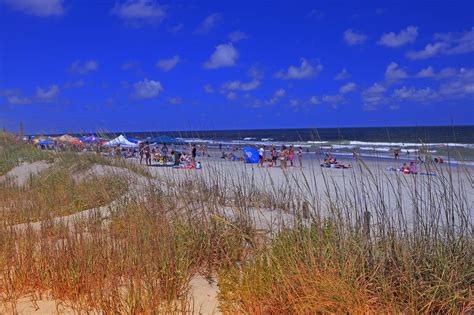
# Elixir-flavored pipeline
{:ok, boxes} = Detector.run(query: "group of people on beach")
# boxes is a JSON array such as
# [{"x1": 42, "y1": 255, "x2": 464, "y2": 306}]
[{"x1": 258, "y1": 145, "x2": 303, "y2": 168}]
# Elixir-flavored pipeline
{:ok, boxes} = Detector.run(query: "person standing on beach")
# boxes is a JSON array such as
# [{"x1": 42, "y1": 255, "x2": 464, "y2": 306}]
[
  {"x1": 280, "y1": 146, "x2": 288, "y2": 169},
  {"x1": 139, "y1": 142, "x2": 144, "y2": 164},
  {"x1": 271, "y1": 147, "x2": 277, "y2": 167},
  {"x1": 298, "y1": 146, "x2": 303, "y2": 167},
  {"x1": 191, "y1": 144, "x2": 197, "y2": 164},
  {"x1": 144, "y1": 141, "x2": 151, "y2": 166},
  {"x1": 289, "y1": 145, "x2": 294, "y2": 167},
  {"x1": 394, "y1": 149, "x2": 400, "y2": 161},
  {"x1": 258, "y1": 147, "x2": 265, "y2": 167}
]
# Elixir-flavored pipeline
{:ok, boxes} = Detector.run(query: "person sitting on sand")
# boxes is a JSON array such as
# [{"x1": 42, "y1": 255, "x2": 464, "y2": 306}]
[
  {"x1": 400, "y1": 163, "x2": 410, "y2": 173},
  {"x1": 409, "y1": 161, "x2": 417, "y2": 174}
]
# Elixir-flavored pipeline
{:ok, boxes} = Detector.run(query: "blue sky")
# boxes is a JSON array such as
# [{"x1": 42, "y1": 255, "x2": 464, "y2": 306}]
[{"x1": 0, "y1": 0, "x2": 473, "y2": 134}]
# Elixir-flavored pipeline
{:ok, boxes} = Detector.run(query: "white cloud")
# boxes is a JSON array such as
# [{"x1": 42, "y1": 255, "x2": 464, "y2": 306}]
[
  {"x1": 335, "y1": 68, "x2": 350, "y2": 80},
  {"x1": 384, "y1": 62, "x2": 408, "y2": 81},
  {"x1": 378, "y1": 26, "x2": 418, "y2": 47},
  {"x1": 266, "y1": 88, "x2": 286, "y2": 105},
  {"x1": 339, "y1": 82, "x2": 357, "y2": 94},
  {"x1": 222, "y1": 79, "x2": 260, "y2": 91},
  {"x1": 415, "y1": 66, "x2": 435, "y2": 78},
  {"x1": 167, "y1": 96, "x2": 182, "y2": 105},
  {"x1": 70, "y1": 60, "x2": 98, "y2": 74},
  {"x1": 322, "y1": 94, "x2": 345, "y2": 107},
  {"x1": 289, "y1": 99, "x2": 300, "y2": 107},
  {"x1": 157, "y1": 55, "x2": 180, "y2": 71},
  {"x1": 362, "y1": 83, "x2": 387, "y2": 110},
  {"x1": 309, "y1": 96, "x2": 319, "y2": 105},
  {"x1": 343, "y1": 29, "x2": 367, "y2": 46},
  {"x1": 392, "y1": 86, "x2": 438, "y2": 103},
  {"x1": 414, "y1": 66, "x2": 459, "y2": 80},
  {"x1": 438, "y1": 68, "x2": 474, "y2": 97},
  {"x1": 36, "y1": 84, "x2": 60, "y2": 101},
  {"x1": 133, "y1": 78, "x2": 163, "y2": 99},
  {"x1": 204, "y1": 43, "x2": 239, "y2": 69},
  {"x1": 229, "y1": 31, "x2": 247, "y2": 42},
  {"x1": 6, "y1": 94, "x2": 32, "y2": 105},
  {"x1": 226, "y1": 91, "x2": 237, "y2": 100},
  {"x1": 203, "y1": 84, "x2": 214, "y2": 93},
  {"x1": 406, "y1": 27, "x2": 474, "y2": 59},
  {"x1": 274, "y1": 88, "x2": 286, "y2": 98},
  {"x1": 4, "y1": 0, "x2": 64, "y2": 16},
  {"x1": 195, "y1": 13, "x2": 221, "y2": 34},
  {"x1": 112, "y1": 0, "x2": 165, "y2": 25},
  {"x1": 275, "y1": 58, "x2": 322, "y2": 80}
]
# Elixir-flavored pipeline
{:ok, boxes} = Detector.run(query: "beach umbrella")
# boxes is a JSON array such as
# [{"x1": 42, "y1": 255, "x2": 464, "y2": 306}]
[{"x1": 243, "y1": 147, "x2": 260, "y2": 164}]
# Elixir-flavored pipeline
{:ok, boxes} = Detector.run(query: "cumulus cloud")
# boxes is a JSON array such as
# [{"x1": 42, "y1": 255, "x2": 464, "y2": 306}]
[
  {"x1": 204, "y1": 43, "x2": 239, "y2": 69},
  {"x1": 222, "y1": 79, "x2": 260, "y2": 91},
  {"x1": 362, "y1": 83, "x2": 387, "y2": 110},
  {"x1": 378, "y1": 26, "x2": 418, "y2": 47},
  {"x1": 229, "y1": 31, "x2": 247, "y2": 42},
  {"x1": 0, "y1": 89, "x2": 33, "y2": 105},
  {"x1": 339, "y1": 82, "x2": 357, "y2": 94},
  {"x1": 406, "y1": 27, "x2": 474, "y2": 59},
  {"x1": 112, "y1": 0, "x2": 165, "y2": 25},
  {"x1": 335, "y1": 68, "x2": 350, "y2": 80},
  {"x1": 133, "y1": 78, "x2": 163, "y2": 99},
  {"x1": 414, "y1": 66, "x2": 460, "y2": 80},
  {"x1": 70, "y1": 60, "x2": 98, "y2": 74},
  {"x1": 195, "y1": 13, "x2": 222, "y2": 34},
  {"x1": 415, "y1": 66, "x2": 435, "y2": 78},
  {"x1": 309, "y1": 96, "x2": 320, "y2": 105},
  {"x1": 167, "y1": 96, "x2": 182, "y2": 105},
  {"x1": 36, "y1": 84, "x2": 60, "y2": 101},
  {"x1": 392, "y1": 86, "x2": 438, "y2": 103},
  {"x1": 322, "y1": 94, "x2": 345, "y2": 107},
  {"x1": 343, "y1": 29, "x2": 367, "y2": 46},
  {"x1": 275, "y1": 58, "x2": 322, "y2": 80},
  {"x1": 384, "y1": 62, "x2": 408, "y2": 81},
  {"x1": 438, "y1": 68, "x2": 474, "y2": 97},
  {"x1": 156, "y1": 55, "x2": 180, "y2": 71},
  {"x1": 203, "y1": 84, "x2": 214, "y2": 93},
  {"x1": 226, "y1": 91, "x2": 237, "y2": 100},
  {"x1": 266, "y1": 88, "x2": 286, "y2": 105},
  {"x1": 3, "y1": 0, "x2": 64, "y2": 16}
]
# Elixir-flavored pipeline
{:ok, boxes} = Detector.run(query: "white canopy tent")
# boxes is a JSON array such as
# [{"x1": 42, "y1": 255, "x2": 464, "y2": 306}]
[{"x1": 103, "y1": 135, "x2": 138, "y2": 148}]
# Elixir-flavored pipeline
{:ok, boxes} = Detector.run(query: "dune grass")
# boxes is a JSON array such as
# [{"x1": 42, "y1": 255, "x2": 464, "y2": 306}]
[
  {"x1": 0, "y1": 133, "x2": 52, "y2": 176},
  {"x1": 0, "y1": 134, "x2": 472, "y2": 313}
]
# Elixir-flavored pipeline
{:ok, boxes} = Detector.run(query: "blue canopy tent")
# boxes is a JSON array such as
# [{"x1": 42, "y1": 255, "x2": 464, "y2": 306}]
[
  {"x1": 38, "y1": 139, "x2": 55, "y2": 146},
  {"x1": 243, "y1": 147, "x2": 260, "y2": 164},
  {"x1": 146, "y1": 135, "x2": 185, "y2": 145}
]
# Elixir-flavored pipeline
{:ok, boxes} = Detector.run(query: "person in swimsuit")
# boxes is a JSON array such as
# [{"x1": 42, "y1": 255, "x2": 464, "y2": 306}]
[
  {"x1": 289, "y1": 145, "x2": 294, "y2": 167},
  {"x1": 271, "y1": 147, "x2": 278, "y2": 167}
]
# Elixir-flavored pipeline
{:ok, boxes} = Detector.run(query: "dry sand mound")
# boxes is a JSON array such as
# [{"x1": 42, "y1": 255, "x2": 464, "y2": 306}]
[{"x1": 0, "y1": 160, "x2": 51, "y2": 187}]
